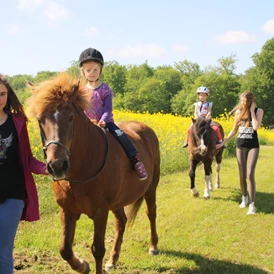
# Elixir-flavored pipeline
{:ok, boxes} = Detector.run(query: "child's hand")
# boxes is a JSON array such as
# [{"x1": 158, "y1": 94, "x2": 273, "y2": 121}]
[{"x1": 98, "y1": 120, "x2": 106, "y2": 128}]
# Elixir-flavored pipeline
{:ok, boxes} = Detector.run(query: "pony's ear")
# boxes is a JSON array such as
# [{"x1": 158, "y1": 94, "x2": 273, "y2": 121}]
[{"x1": 26, "y1": 81, "x2": 35, "y2": 92}]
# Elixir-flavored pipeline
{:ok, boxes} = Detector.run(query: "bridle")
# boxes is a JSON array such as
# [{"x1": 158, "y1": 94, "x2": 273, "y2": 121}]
[
  {"x1": 38, "y1": 104, "x2": 109, "y2": 183},
  {"x1": 195, "y1": 128, "x2": 212, "y2": 150}
]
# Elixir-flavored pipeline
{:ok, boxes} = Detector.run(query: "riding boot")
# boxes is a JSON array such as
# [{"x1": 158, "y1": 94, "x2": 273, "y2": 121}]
[
  {"x1": 130, "y1": 156, "x2": 148, "y2": 180},
  {"x1": 182, "y1": 142, "x2": 188, "y2": 148}
]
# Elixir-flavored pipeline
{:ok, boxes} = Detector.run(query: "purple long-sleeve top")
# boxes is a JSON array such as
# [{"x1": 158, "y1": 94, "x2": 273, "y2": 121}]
[{"x1": 84, "y1": 83, "x2": 114, "y2": 123}]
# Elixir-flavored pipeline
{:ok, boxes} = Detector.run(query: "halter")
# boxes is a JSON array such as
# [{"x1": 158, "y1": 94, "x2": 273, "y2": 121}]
[{"x1": 38, "y1": 106, "x2": 109, "y2": 183}]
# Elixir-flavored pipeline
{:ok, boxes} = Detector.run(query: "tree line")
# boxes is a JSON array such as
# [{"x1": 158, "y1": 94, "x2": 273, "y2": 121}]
[{"x1": 5, "y1": 38, "x2": 274, "y2": 127}]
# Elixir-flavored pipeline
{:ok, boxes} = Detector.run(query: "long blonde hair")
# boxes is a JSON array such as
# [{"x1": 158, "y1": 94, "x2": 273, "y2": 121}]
[{"x1": 231, "y1": 91, "x2": 255, "y2": 127}]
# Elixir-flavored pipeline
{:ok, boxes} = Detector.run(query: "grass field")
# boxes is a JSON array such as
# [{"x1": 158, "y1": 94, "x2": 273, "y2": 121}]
[{"x1": 14, "y1": 145, "x2": 274, "y2": 274}]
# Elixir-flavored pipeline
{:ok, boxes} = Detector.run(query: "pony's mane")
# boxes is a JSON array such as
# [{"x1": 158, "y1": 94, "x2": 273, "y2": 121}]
[{"x1": 27, "y1": 73, "x2": 90, "y2": 118}]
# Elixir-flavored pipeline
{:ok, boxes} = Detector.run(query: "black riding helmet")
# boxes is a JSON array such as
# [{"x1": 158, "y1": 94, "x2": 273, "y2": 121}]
[{"x1": 79, "y1": 48, "x2": 104, "y2": 67}]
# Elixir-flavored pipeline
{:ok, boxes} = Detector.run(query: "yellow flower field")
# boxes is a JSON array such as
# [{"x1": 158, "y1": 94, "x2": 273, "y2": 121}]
[{"x1": 28, "y1": 110, "x2": 274, "y2": 175}]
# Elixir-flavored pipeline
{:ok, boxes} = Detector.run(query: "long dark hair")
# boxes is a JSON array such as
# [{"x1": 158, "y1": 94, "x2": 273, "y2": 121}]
[{"x1": 0, "y1": 74, "x2": 28, "y2": 121}]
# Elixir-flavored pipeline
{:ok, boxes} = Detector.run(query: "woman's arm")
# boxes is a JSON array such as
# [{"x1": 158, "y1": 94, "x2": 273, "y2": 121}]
[
  {"x1": 250, "y1": 103, "x2": 264, "y2": 130},
  {"x1": 216, "y1": 112, "x2": 240, "y2": 149}
]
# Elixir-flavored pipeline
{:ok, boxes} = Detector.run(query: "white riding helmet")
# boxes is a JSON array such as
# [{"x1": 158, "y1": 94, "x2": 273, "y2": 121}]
[{"x1": 196, "y1": 86, "x2": 209, "y2": 94}]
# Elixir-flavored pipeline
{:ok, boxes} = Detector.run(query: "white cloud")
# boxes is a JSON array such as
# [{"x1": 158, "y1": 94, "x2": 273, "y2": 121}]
[
  {"x1": 172, "y1": 44, "x2": 190, "y2": 53},
  {"x1": 43, "y1": 1, "x2": 69, "y2": 22},
  {"x1": 82, "y1": 27, "x2": 99, "y2": 37},
  {"x1": 16, "y1": 0, "x2": 45, "y2": 10},
  {"x1": 262, "y1": 19, "x2": 274, "y2": 34},
  {"x1": 213, "y1": 31, "x2": 256, "y2": 44},
  {"x1": 7, "y1": 24, "x2": 25, "y2": 34},
  {"x1": 118, "y1": 43, "x2": 166, "y2": 58}
]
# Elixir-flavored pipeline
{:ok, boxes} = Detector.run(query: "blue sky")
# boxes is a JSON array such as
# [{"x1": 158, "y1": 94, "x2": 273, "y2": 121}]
[{"x1": 1, "y1": 0, "x2": 274, "y2": 76}]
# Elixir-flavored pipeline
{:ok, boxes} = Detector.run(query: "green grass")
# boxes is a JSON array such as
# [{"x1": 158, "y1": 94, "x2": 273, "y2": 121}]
[{"x1": 14, "y1": 146, "x2": 274, "y2": 273}]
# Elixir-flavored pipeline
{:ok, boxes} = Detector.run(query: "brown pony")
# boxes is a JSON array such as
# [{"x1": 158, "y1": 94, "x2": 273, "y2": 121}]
[
  {"x1": 187, "y1": 116, "x2": 224, "y2": 198},
  {"x1": 27, "y1": 73, "x2": 160, "y2": 274}
]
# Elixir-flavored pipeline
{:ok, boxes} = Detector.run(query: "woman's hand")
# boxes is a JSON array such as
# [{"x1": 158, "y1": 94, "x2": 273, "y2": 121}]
[
  {"x1": 216, "y1": 142, "x2": 224, "y2": 149},
  {"x1": 43, "y1": 168, "x2": 49, "y2": 176},
  {"x1": 250, "y1": 102, "x2": 256, "y2": 112}
]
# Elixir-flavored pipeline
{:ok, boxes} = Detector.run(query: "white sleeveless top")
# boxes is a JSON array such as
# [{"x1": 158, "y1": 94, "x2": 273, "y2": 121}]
[{"x1": 194, "y1": 102, "x2": 213, "y2": 117}]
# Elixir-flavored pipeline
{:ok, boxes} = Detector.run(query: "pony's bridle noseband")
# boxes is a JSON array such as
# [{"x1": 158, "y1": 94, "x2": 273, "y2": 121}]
[{"x1": 39, "y1": 122, "x2": 71, "y2": 159}]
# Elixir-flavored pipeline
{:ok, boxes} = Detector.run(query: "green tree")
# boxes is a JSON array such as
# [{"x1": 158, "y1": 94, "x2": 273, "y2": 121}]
[
  {"x1": 137, "y1": 77, "x2": 169, "y2": 113},
  {"x1": 66, "y1": 61, "x2": 81, "y2": 78},
  {"x1": 7, "y1": 74, "x2": 34, "y2": 91},
  {"x1": 171, "y1": 56, "x2": 240, "y2": 117},
  {"x1": 241, "y1": 38, "x2": 274, "y2": 126},
  {"x1": 171, "y1": 60, "x2": 202, "y2": 116},
  {"x1": 102, "y1": 61, "x2": 127, "y2": 95},
  {"x1": 154, "y1": 66, "x2": 182, "y2": 112},
  {"x1": 125, "y1": 62, "x2": 154, "y2": 94},
  {"x1": 34, "y1": 71, "x2": 57, "y2": 83}
]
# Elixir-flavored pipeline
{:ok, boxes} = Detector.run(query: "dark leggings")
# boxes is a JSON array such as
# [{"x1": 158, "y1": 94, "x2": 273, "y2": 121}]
[
  {"x1": 106, "y1": 122, "x2": 137, "y2": 158},
  {"x1": 236, "y1": 147, "x2": 259, "y2": 203}
]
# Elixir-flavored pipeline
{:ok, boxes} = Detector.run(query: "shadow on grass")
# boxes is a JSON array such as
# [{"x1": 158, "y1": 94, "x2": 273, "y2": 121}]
[
  {"x1": 156, "y1": 250, "x2": 268, "y2": 274},
  {"x1": 214, "y1": 189, "x2": 274, "y2": 215},
  {"x1": 255, "y1": 191, "x2": 274, "y2": 214}
]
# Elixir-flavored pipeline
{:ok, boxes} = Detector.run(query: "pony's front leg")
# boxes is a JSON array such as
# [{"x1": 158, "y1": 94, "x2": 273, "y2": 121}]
[
  {"x1": 59, "y1": 209, "x2": 90, "y2": 274},
  {"x1": 105, "y1": 208, "x2": 127, "y2": 272},
  {"x1": 92, "y1": 209, "x2": 109, "y2": 274},
  {"x1": 189, "y1": 160, "x2": 199, "y2": 197},
  {"x1": 203, "y1": 162, "x2": 213, "y2": 199}
]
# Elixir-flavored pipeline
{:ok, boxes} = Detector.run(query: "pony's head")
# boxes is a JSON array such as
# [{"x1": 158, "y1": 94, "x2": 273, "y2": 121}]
[
  {"x1": 27, "y1": 73, "x2": 90, "y2": 180},
  {"x1": 190, "y1": 116, "x2": 216, "y2": 155}
]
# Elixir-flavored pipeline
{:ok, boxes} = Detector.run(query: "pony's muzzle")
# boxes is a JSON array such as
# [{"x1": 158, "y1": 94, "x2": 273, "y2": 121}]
[
  {"x1": 47, "y1": 158, "x2": 69, "y2": 180},
  {"x1": 199, "y1": 145, "x2": 207, "y2": 156}
]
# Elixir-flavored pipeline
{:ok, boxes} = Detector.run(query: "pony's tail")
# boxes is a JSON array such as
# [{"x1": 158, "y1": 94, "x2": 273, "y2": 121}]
[{"x1": 125, "y1": 196, "x2": 144, "y2": 228}]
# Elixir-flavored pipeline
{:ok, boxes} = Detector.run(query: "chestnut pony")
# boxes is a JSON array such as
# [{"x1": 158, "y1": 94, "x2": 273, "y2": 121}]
[
  {"x1": 187, "y1": 116, "x2": 224, "y2": 198},
  {"x1": 28, "y1": 73, "x2": 160, "y2": 274}
]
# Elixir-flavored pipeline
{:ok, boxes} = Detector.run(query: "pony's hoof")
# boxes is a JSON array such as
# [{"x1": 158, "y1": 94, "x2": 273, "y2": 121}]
[
  {"x1": 105, "y1": 263, "x2": 115, "y2": 272},
  {"x1": 215, "y1": 184, "x2": 220, "y2": 189},
  {"x1": 191, "y1": 188, "x2": 199, "y2": 197},
  {"x1": 203, "y1": 195, "x2": 210, "y2": 199},
  {"x1": 149, "y1": 247, "x2": 160, "y2": 255},
  {"x1": 80, "y1": 260, "x2": 90, "y2": 274}
]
